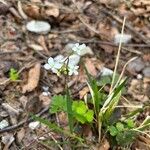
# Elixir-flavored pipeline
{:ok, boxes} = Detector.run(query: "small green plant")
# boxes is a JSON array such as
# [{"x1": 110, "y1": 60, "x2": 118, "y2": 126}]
[
  {"x1": 32, "y1": 43, "x2": 150, "y2": 149},
  {"x1": 108, "y1": 120, "x2": 136, "y2": 146},
  {"x1": 9, "y1": 68, "x2": 19, "y2": 81},
  {"x1": 50, "y1": 95, "x2": 94, "y2": 124}
]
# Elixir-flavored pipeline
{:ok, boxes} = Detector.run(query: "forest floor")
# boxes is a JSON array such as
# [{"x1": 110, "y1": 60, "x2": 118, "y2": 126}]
[{"x1": 0, "y1": 0, "x2": 150, "y2": 149}]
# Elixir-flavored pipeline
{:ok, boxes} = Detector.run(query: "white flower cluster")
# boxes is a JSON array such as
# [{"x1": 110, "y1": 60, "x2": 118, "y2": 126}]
[{"x1": 44, "y1": 43, "x2": 87, "y2": 76}]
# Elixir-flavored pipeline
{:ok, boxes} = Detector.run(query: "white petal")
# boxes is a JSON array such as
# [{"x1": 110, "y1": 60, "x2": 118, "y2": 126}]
[
  {"x1": 51, "y1": 68, "x2": 58, "y2": 73},
  {"x1": 54, "y1": 55, "x2": 64, "y2": 62},
  {"x1": 68, "y1": 70, "x2": 73, "y2": 76},
  {"x1": 68, "y1": 54, "x2": 80, "y2": 66},
  {"x1": 44, "y1": 64, "x2": 51, "y2": 70},
  {"x1": 79, "y1": 44, "x2": 86, "y2": 50},
  {"x1": 74, "y1": 70, "x2": 79, "y2": 75},
  {"x1": 48, "y1": 57, "x2": 54, "y2": 65},
  {"x1": 54, "y1": 63, "x2": 63, "y2": 69}
]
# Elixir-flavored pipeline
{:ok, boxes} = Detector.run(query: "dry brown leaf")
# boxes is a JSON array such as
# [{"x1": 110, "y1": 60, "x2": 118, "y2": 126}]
[
  {"x1": 17, "y1": 1, "x2": 28, "y2": 19},
  {"x1": 128, "y1": 79, "x2": 149, "y2": 102},
  {"x1": 44, "y1": 2, "x2": 59, "y2": 18},
  {"x1": 100, "y1": 0, "x2": 121, "y2": 7},
  {"x1": 23, "y1": 4, "x2": 40, "y2": 19},
  {"x1": 79, "y1": 86, "x2": 89, "y2": 99},
  {"x1": 37, "y1": 36, "x2": 49, "y2": 53},
  {"x1": 98, "y1": 138, "x2": 110, "y2": 150},
  {"x1": 57, "y1": 112, "x2": 68, "y2": 127},
  {"x1": 98, "y1": 22, "x2": 118, "y2": 53},
  {"x1": 85, "y1": 58, "x2": 97, "y2": 76},
  {"x1": 22, "y1": 63, "x2": 41, "y2": 93},
  {"x1": 17, "y1": 128, "x2": 25, "y2": 143},
  {"x1": 39, "y1": 93, "x2": 51, "y2": 107}
]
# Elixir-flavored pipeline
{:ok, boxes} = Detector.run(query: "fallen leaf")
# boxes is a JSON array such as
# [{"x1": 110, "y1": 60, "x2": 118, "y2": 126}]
[
  {"x1": 79, "y1": 86, "x2": 89, "y2": 99},
  {"x1": 17, "y1": 1, "x2": 28, "y2": 19},
  {"x1": 39, "y1": 93, "x2": 51, "y2": 107},
  {"x1": 44, "y1": 2, "x2": 59, "y2": 18},
  {"x1": 28, "y1": 43, "x2": 44, "y2": 51},
  {"x1": 22, "y1": 63, "x2": 41, "y2": 93},
  {"x1": 23, "y1": 4, "x2": 40, "y2": 19},
  {"x1": 17, "y1": 128, "x2": 25, "y2": 143},
  {"x1": 98, "y1": 138, "x2": 110, "y2": 150},
  {"x1": 98, "y1": 22, "x2": 118, "y2": 53},
  {"x1": 85, "y1": 58, "x2": 97, "y2": 76},
  {"x1": 2, "y1": 133, "x2": 15, "y2": 150},
  {"x1": 37, "y1": 35, "x2": 49, "y2": 53},
  {"x1": 100, "y1": 0, "x2": 121, "y2": 7}
]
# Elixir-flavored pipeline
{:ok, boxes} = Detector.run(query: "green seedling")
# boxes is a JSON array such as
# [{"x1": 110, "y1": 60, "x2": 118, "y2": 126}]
[{"x1": 9, "y1": 68, "x2": 19, "y2": 81}]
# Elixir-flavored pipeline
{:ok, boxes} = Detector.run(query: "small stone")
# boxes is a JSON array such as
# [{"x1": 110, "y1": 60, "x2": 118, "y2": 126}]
[
  {"x1": 137, "y1": 74, "x2": 143, "y2": 80},
  {"x1": 0, "y1": 120, "x2": 9, "y2": 129},
  {"x1": 26, "y1": 20, "x2": 51, "y2": 34},
  {"x1": 29, "y1": 121, "x2": 40, "y2": 130},
  {"x1": 127, "y1": 58, "x2": 145, "y2": 74},
  {"x1": 101, "y1": 67, "x2": 113, "y2": 76},
  {"x1": 143, "y1": 67, "x2": 150, "y2": 77},
  {"x1": 114, "y1": 34, "x2": 132, "y2": 44}
]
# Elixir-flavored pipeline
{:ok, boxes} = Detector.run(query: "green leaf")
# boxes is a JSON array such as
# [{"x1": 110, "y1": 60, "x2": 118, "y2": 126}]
[
  {"x1": 72, "y1": 101, "x2": 94, "y2": 124},
  {"x1": 116, "y1": 130, "x2": 136, "y2": 146},
  {"x1": 50, "y1": 95, "x2": 67, "y2": 114},
  {"x1": 74, "y1": 114, "x2": 87, "y2": 124},
  {"x1": 100, "y1": 78, "x2": 127, "y2": 123},
  {"x1": 9, "y1": 68, "x2": 19, "y2": 81},
  {"x1": 116, "y1": 122, "x2": 124, "y2": 132},
  {"x1": 84, "y1": 110, "x2": 94, "y2": 123},
  {"x1": 76, "y1": 101, "x2": 87, "y2": 114},
  {"x1": 109, "y1": 126, "x2": 118, "y2": 136},
  {"x1": 97, "y1": 76, "x2": 112, "y2": 86},
  {"x1": 126, "y1": 119, "x2": 135, "y2": 128}
]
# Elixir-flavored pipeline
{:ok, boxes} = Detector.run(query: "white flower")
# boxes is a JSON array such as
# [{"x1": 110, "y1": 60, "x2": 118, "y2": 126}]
[
  {"x1": 68, "y1": 64, "x2": 79, "y2": 76},
  {"x1": 44, "y1": 56, "x2": 64, "y2": 73},
  {"x1": 72, "y1": 43, "x2": 86, "y2": 56}
]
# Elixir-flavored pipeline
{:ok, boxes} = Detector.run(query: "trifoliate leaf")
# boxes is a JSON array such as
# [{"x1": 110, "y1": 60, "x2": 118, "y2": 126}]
[
  {"x1": 116, "y1": 122, "x2": 124, "y2": 132},
  {"x1": 109, "y1": 126, "x2": 118, "y2": 136}
]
